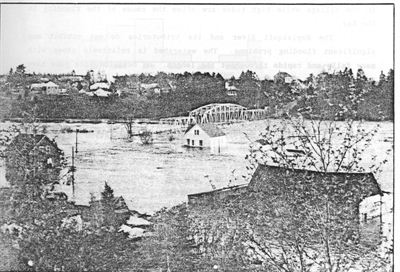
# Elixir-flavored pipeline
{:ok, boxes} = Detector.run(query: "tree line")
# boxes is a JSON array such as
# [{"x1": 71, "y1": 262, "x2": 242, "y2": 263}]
[{"x1": 0, "y1": 66, "x2": 394, "y2": 121}]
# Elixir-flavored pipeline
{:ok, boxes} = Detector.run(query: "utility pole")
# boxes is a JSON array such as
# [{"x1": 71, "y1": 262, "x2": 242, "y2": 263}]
[
  {"x1": 71, "y1": 146, "x2": 75, "y2": 198},
  {"x1": 75, "y1": 129, "x2": 79, "y2": 153}
]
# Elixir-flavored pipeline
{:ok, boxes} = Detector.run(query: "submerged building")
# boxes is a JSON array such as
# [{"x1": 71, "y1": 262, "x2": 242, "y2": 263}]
[{"x1": 184, "y1": 123, "x2": 227, "y2": 153}]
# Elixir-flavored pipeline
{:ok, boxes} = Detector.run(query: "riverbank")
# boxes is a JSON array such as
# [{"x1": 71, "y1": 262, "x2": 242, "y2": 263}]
[{"x1": 0, "y1": 117, "x2": 163, "y2": 124}]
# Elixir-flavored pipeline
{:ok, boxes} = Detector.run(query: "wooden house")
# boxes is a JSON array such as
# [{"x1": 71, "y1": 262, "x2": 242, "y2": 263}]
[
  {"x1": 184, "y1": 123, "x2": 227, "y2": 153},
  {"x1": 188, "y1": 184, "x2": 248, "y2": 206},
  {"x1": 140, "y1": 83, "x2": 161, "y2": 95},
  {"x1": 5, "y1": 134, "x2": 64, "y2": 186},
  {"x1": 30, "y1": 81, "x2": 61, "y2": 95},
  {"x1": 188, "y1": 164, "x2": 385, "y2": 247},
  {"x1": 225, "y1": 81, "x2": 238, "y2": 97}
]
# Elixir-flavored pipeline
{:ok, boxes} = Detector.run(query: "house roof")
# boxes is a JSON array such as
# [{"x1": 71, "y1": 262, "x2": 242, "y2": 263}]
[
  {"x1": 188, "y1": 184, "x2": 248, "y2": 198},
  {"x1": 90, "y1": 82, "x2": 110, "y2": 90},
  {"x1": 126, "y1": 215, "x2": 152, "y2": 226},
  {"x1": 5, "y1": 134, "x2": 61, "y2": 154},
  {"x1": 31, "y1": 81, "x2": 58, "y2": 89},
  {"x1": 225, "y1": 81, "x2": 238, "y2": 91},
  {"x1": 93, "y1": 88, "x2": 111, "y2": 97},
  {"x1": 249, "y1": 164, "x2": 382, "y2": 200},
  {"x1": 45, "y1": 81, "x2": 58, "y2": 87},
  {"x1": 140, "y1": 83, "x2": 159, "y2": 90},
  {"x1": 185, "y1": 123, "x2": 226, "y2": 138}
]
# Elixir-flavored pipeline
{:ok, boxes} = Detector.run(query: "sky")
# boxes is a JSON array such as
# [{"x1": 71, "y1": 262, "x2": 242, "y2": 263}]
[{"x1": 0, "y1": 4, "x2": 394, "y2": 79}]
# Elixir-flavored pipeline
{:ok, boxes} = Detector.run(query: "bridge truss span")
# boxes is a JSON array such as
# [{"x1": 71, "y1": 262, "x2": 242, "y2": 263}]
[
  {"x1": 189, "y1": 103, "x2": 247, "y2": 124},
  {"x1": 160, "y1": 103, "x2": 269, "y2": 127}
]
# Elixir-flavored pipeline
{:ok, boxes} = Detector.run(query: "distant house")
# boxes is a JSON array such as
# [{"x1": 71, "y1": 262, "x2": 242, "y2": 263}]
[
  {"x1": 59, "y1": 76, "x2": 84, "y2": 83},
  {"x1": 184, "y1": 123, "x2": 227, "y2": 153},
  {"x1": 88, "y1": 82, "x2": 114, "y2": 97},
  {"x1": 5, "y1": 134, "x2": 64, "y2": 186},
  {"x1": 140, "y1": 83, "x2": 161, "y2": 95},
  {"x1": 89, "y1": 82, "x2": 110, "y2": 91},
  {"x1": 274, "y1": 72, "x2": 294, "y2": 84},
  {"x1": 225, "y1": 81, "x2": 238, "y2": 96},
  {"x1": 93, "y1": 88, "x2": 111, "y2": 97},
  {"x1": 30, "y1": 81, "x2": 62, "y2": 95}
]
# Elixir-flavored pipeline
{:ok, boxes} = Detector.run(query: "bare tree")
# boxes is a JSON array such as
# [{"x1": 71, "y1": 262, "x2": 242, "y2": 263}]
[
  {"x1": 140, "y1": 129, "x2": 153, "y2": 145},
  {"x1": 240, "y1": 116, "x2": 393, "y2": 272},
  {"x1": 124, "y1": 116, "x2": 135, "y2": 138}
]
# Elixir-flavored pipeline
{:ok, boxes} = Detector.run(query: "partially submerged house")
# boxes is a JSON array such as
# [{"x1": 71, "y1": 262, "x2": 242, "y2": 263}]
[
  {"x1": 188, "y1": 164, "x2": 388, "y2": 248},
  {"x1": 184, "y1": 123, "x2": 227, "y2": 153},
  {"x1": 5, "y1": 134, "x2": 64, "y2": 186}
]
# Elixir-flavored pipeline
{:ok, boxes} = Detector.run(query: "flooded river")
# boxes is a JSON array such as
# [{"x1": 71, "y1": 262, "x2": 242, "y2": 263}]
[{"x1": 0, "y1": 120, "x2": 393, "y2": 214}]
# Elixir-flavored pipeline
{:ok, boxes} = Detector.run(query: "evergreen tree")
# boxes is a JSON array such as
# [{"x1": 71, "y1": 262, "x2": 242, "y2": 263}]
[
  {"x1": 100, "y1": 182, "x2": 117, "y2": 227},
  {"x1": 101, "y1": 181, "x2": 114, "y2": 201}
]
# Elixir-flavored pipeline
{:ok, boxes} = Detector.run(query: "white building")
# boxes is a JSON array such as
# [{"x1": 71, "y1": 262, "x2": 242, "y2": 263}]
[
  {"x1": 31, "y1": 81, "x2": 61, "y2": 95},
  {"x1": 89, "y1": 82, "x2": 110, "y2": 91},
  {"x1": 225, "y1": 81, "x2": 238, "y2": 96},
  {"x1": 140, "y1": 83, "x2": 161, "y2": 95},
  {"x1": 359, "y1": 192, "x2": 393, "y2": 254},
  {"x1": 88, "y1": 82, "x2": 115, "y2": 97},
  {"x1": 184, "y1": 124, "x2": 227, "y2": 153}
]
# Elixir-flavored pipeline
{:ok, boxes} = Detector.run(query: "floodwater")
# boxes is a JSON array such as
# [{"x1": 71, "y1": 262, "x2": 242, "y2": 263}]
[{"x1": 0, "y1": 120, "x2": 393, "y2": 214}]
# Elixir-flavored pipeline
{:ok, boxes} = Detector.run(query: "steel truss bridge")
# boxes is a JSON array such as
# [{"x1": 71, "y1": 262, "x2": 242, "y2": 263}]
[{"x1": 160, "y1": 103, "x2": 268, "y2": 127}]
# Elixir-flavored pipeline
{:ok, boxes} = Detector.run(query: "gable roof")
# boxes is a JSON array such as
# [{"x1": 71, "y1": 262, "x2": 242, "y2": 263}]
[
  {"x1": 90, "y1": 82, "x2": 110, "y2": 90},
  {"x1": 31, "y1": 81, "x2": 59, "y2": 89},
  {"x1": 188, "y1": 184, "x2": 248, "y2": 199},
  {"x1": 93, "y1": 88, "x2": 111, "y2": 97},
  {"x1": 249, "y1": 164, "x2": 382, "y2": 200},
  {"x1": 185, "y1": 123, "x2": 226, "y2": 138},
  {"x1": 5, "y1": 134, "x2": 61, "y2": 154}
]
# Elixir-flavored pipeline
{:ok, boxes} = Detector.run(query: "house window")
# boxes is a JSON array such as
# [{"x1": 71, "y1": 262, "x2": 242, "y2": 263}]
[
  {"x1": 199, "y1": 140, "x2": 203, "y2": 146},
  {"x1": 194, "y1": 130, "x2": 199, "y2": 135},
  {"x1": 187, "y1": 139, "x2": 190, "y2": 146},
  {"x1": 47, "y1": 157, "x2": 54, "y2": 168},
  {"x1": 363, "y1": 213, "x2": 368, "y2": 223},
  {"x1": 45, "y1": 146, "x2": 51, "y2": 153},
  {"x1": 192, "y1": 140, "x2": 194, "y2": 146}
]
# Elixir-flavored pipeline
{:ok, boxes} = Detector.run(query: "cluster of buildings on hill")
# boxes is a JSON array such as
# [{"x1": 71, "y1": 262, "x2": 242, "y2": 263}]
[{"x1": 0, "y1": 68, "x2": 311, "y2": 103}]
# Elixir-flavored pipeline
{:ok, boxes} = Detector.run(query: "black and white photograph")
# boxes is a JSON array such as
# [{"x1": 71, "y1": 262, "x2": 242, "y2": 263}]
[{"x1": 0, "y1": 2, "x2": 395, "y2": 271}]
